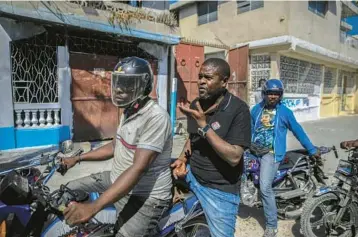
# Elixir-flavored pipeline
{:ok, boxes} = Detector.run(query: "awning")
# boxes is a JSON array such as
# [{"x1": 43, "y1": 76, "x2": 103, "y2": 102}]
[
  {"x1": 0, "y1": 2, "x2": 180, "y2": 45},
  {"x1": 233, "y1": 35, "x2": 358, "y2": 69}
]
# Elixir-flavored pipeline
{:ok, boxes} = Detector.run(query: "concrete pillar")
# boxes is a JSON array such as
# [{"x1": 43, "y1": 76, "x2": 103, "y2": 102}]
[
  {"x1": 270, "y1": 53, "x2": 280, "y2": 79},
  {"x1": 57, "y1": 45, "x2": 73, "y2": 139},
  {"x1": 138, "y1": 42, "x2": 169, "y2": 110},
  {"x1": 318, "y1": 66, "x2": 325, "y2": 119},
  {"x1": 157, "y1": 47, "x2": 169, "y2": 110},
  {"x1": 0, "y1": 23, "x2": 15, "y2": 150}
]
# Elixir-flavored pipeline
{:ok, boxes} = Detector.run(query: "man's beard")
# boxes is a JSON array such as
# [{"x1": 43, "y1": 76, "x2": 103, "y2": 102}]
[
  {"x1": 265, "y1": 99, "x2": 280, "y2": 109},
  {"x1": 199, "y1": 88, "x2": 226, "y2": 111}
]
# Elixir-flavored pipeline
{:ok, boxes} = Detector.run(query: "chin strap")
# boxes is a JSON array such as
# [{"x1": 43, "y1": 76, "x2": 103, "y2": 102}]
[{"x1": 124, "y1": 96, "x2": 151, "y2": 118}]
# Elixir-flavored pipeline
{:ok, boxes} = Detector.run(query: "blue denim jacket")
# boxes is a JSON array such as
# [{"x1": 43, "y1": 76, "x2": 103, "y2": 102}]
[{"x1": 251, "y1": 101, "x2": 317, "y2": 162}]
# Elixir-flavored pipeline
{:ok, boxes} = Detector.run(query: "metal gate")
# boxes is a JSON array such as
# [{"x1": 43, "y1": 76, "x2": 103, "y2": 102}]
[
  {"x1": 175, "y1": 43, "x2": 249, "y2": 119},
  {"x1": 70, "y1": 53, "x2": 119, "y2": 142},
  {"x1": 175, "y1": 43, "x2": 204, "y2": 118},
  {"x1": 228, "y1": 45, "x2": 249, "y2": 101}
]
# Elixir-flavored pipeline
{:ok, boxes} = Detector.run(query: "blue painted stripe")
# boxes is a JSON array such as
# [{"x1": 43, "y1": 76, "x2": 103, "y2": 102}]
[
  {"x1": 0, "y1": 3, "x2": 180, "y2": 45},
  {"x1": 15, "y1": 125, "x2": 70, "y2": 149},
  {"x1": 170, "y1": 78, "x2": 177, "y2": 136},
  {"x1": 0, "y1": 126, "x2": 16, "y2": 150}
]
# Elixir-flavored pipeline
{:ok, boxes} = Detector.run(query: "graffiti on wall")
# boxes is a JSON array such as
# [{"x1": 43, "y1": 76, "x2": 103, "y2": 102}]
[
  {"x1": 281, "y1": 96, "x2": 320, "y2": 122},
  {"x1": 282, "y1": 97, "x2": 310, "y2": 109}
]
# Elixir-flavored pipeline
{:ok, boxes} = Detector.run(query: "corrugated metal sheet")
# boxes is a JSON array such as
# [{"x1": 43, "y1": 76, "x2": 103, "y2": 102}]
[{"x1": 0, "y1": 2, "x2": 180, "y2": 45}]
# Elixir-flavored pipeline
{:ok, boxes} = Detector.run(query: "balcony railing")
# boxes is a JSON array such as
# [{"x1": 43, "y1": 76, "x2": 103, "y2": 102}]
[{"x1": 14, "y1": 103, "x2": 61, "y2": 128}]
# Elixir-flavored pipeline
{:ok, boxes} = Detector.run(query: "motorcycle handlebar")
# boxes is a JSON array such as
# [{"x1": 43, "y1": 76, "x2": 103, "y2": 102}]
[
  {"x1": 316, "y1": 145, "x2": 338, "y2": 158},
  {"x1": 332, "y1": 146, "x2": 339, "y2": 159}
]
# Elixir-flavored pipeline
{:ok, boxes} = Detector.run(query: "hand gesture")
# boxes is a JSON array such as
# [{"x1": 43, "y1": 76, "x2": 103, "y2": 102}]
[{"x1": 178, "y1": 101, "x2": 217, "y2": 128}]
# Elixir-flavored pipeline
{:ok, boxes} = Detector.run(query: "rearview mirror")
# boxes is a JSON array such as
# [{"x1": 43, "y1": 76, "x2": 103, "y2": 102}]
[{"x1": 60, "y1": 140, "x2": 74, "y2": 154}]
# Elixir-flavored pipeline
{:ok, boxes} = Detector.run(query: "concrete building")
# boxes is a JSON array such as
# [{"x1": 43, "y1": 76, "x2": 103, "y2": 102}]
[
  {"x1": 0, "y1": 1, "x2": 180, "y2": 151},
  {"x1": 171, "y1": 0, "x2": 358, "y2": 122}
]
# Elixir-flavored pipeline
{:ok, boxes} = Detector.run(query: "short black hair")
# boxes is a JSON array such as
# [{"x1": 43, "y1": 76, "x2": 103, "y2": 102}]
[
  {"x1": 258, "y1": 79, "x2": 266, "y2": 87},
  {"x1": 202, "y1": 58, "x2": 230, "y2": 81}
]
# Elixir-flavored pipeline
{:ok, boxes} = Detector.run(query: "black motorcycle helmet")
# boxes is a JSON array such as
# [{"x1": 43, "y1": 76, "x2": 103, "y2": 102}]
[{"x1": 111, "y1": 56, "x2": 153, "y2": 108}]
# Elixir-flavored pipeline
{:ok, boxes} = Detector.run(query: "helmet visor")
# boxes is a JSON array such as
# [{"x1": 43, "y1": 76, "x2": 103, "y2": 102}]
[{"x1": 111, "y1": 72, "x2": 147, "y2": 107}]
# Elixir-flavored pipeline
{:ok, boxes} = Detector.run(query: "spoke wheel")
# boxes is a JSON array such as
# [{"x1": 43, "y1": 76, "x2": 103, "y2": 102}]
[
  {"x1": 167, "y1": 215, "x2": 211, "y2": 237},
  {"x1": 300, "y1": 193, "x2": 358, "y2": 237}
]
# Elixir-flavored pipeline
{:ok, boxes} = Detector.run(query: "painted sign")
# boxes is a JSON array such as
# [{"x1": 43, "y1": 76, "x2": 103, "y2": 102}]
[
  {"x1": 282, "y1": 96, "x2": 320, "y2": 122},
  {"x1": 249, "y1": 94, "x2": 321, "y2": 122},
  {"x1": 282, "y1": 97, "x2": 310, "y2": 110}
]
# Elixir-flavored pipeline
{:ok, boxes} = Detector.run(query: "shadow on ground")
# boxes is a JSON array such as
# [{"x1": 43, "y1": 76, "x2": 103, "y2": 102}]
[{"x1": 236, "y1": 205, "x2": 303, "y2": 237}]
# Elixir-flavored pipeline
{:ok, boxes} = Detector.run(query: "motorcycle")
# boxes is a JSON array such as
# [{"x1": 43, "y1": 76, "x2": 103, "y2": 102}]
[
  {"x1": 0, "y1": 153, "x2": 210, "y2": 237},
  {"x1": 300, "y1": 147, "x2": 358, "y2": 237},
  {"x1": 240, "y1": 145, "x2": 338, "y2": 219}
]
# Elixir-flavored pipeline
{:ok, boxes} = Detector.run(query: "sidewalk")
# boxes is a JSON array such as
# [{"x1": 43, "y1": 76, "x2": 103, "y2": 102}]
[{"x1": 1, "y1": 115, "x2": 357, "y2": 237}]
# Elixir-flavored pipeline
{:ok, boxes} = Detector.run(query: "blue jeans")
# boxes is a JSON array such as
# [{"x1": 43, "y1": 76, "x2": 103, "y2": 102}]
[
  {"x1": 186, "y1": 166, "x2": 240, "y2": 237},
  {"x1": 259, "y1": 153, "x2": 280, "y2": 229}
]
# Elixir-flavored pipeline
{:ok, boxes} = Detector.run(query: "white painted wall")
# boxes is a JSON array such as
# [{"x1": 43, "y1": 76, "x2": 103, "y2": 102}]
[
  {"x1": 282, "y1": 95, "x2": 321, "y2": 122},
  {"x1": 138, "y1": 42, "x2": 169, "y2": 110},
  {"x1": 0, "y1": 21, "x2": 14, "y2": 128},
  {"x1": 57, "y1": 46, "x2": 73, "y2": 137},
  {"x1": 0, "y1": 17, "x2": 47, "y2": 128}
]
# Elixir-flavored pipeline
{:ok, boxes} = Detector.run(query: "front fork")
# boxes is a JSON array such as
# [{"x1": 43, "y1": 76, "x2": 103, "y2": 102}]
[
  {"x1": 332, "y1": 193, "x2": 353, "y2": 227},
  {"x1": 315, "y1": 188, "x2": 355, "y2": 232}
]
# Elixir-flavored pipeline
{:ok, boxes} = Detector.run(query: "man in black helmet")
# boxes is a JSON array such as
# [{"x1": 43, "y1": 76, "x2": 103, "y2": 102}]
[{"x1": 61, "y1": 57, "x2": 173, "y2": 237}]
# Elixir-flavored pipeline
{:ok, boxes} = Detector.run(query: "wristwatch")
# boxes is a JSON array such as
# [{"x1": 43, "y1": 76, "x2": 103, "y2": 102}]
[{"x1": 197, "y1": 124, "x2": 211, "y2": 138}]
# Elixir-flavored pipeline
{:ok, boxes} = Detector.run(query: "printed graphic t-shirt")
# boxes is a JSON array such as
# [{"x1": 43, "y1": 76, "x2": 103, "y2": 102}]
[{"x1": 253, "y1": 109, "x2": 276, "y2": 152}]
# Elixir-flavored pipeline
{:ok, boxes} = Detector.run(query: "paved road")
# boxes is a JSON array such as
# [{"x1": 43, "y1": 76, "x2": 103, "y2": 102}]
[
  {"x1": 1, "y1": 115, "x2": 357, "y2": 237},
  {"x1": 237, "y1": 115, "x2": 358, "y2": 237}
]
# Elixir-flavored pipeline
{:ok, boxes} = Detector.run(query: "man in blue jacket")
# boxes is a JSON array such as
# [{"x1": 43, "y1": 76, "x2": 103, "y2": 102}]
[{"x1": 250, "y1": 79, "x2": 320, "y2": 237}]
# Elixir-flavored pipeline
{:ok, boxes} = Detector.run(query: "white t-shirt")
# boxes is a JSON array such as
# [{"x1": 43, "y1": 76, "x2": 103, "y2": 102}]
[{"x1": 110, "y1": 100, "x2": 173, "y2": 200}]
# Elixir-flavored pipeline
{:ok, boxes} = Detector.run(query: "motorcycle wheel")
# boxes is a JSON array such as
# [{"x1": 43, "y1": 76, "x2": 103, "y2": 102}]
[
  {"x1": 300, "y1": 193, "x2": 358, "y2": 237},
  {"x1": 166, "y1": 215, "x2": 211, "y2": 237}
]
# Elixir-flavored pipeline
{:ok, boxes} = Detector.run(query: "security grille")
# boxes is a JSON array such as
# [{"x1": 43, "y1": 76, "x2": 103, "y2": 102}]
[
  {"x1": 338, "y1": 70, "x2": 356, "y2": 95},
  {"x1": 323, "y1": 67, "x2": 336, "y2": 94},
  {"x1": 11, "y1": 42, "x2": 58, "y2": 103},
  {"x1": 280, "y1": 56, "x2": 322, "y2": 95},
  {"x1": 250, "y1": 54, "x2": 271, "y2": 91}
]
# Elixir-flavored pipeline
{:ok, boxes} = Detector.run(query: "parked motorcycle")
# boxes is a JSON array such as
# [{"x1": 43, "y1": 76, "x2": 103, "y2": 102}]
[
  {"x1": 300, "y1": 147, "x2": 358, "y2": 237},
  {"x1": 0, "y1": 154, "x2": 210, "y2": 237},
  {"x1": 240, "y1": 145, "x2": 338, "y2": 219}
]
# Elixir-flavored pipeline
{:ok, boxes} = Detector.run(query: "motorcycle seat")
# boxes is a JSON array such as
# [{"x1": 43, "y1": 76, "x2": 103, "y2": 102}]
[
  {"x1": 278, "y1": 151, "x2": 307, "y2": 170},
  {"x1": 158, "y1": 191, "x2": 198, "y2": 231}
]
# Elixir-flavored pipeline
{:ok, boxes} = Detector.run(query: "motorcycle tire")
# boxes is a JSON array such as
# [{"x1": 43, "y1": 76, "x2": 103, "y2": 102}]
[
  {"x1": 300, "y1": 193, "x2": 358, "y2": 237},
  {"x1": 166, "y1": 215, "x2": 210, "y2": 237}
]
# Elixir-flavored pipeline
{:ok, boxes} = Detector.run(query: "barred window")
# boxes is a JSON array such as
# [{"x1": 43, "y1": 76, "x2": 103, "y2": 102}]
[
  {"x1": 11, "y1": 43, "x2": 58, "y2": 103},
  {"x1": 237, "y1": 0, "x2": 264, "y2": 14},
  {"x1": 323, "y1": 67, "x2": 336, "y2": 94},
  {"x1": 280, "y1": 56, "x2": 322, "y2": 95},
  {"x1": 198, "y1": 1, "x2": 218, "y2": 25},
  {"x1": 250, "y1": 54, "x2": 271, "y2": 91}
]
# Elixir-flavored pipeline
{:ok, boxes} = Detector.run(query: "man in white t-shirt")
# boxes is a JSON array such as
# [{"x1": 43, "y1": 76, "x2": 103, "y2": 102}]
[{"x1": 61, "y1": 57, "x2": 172, "y2": 237}]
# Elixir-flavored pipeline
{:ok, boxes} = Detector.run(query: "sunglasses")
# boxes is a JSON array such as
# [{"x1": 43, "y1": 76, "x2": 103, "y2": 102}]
[{"x1": 265, "y1": 91, "x2": 282, "y2": 96}]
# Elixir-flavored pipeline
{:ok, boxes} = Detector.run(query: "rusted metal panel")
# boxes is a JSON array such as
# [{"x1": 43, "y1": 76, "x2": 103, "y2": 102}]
[
  {"x1": 70, "y1": 53, "x2": 119, "y2": 142},
  {"x1": 228, "y1": 45, "x2": 249, "y2": 102},
  {"x1": 175, "y1": 43, "x2": 204, "y2": 118}
]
